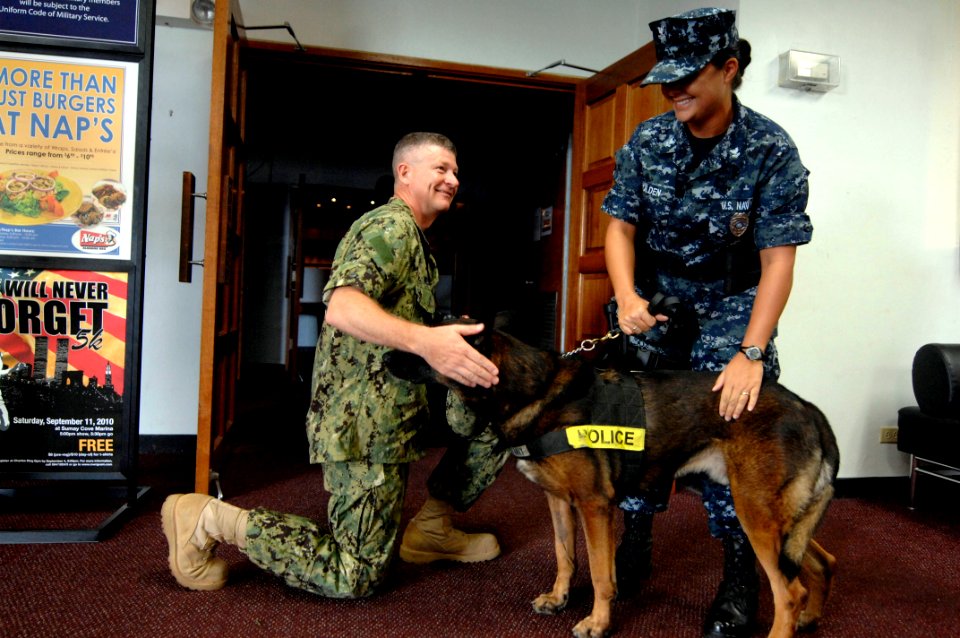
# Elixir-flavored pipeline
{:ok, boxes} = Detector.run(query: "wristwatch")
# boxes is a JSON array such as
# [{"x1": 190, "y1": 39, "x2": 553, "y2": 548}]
[{"x1": 740, "y1": 345, "x2": 764, "y2": 361}]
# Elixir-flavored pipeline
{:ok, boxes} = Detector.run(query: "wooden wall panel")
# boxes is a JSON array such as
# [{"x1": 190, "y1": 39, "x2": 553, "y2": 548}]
[
  {"x1": 584, "y1": 93, "x2": 617, "y2": 169},
  {"x1": 584, "y1": 179, "x2": 614, "y2": 253},
  {"x1": 624, "y1": 82, "x2": 669, "y2": 145},
  {"x1": 578, "y1": 272, "x2": 614, "y2": 339}
]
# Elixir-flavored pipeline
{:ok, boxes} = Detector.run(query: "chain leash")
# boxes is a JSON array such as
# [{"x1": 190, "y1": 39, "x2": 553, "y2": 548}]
[{"x1": 561, "y1": 329, "x2": 622, "y2": 359}]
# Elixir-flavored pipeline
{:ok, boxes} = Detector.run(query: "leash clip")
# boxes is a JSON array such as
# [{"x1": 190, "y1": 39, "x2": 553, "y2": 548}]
[
  {"x1": 562, "y1": 329, "x2": 622, "y2": 359},
  {"x1": 509, "y1": 444, "x2": 531, "y2": 458}
]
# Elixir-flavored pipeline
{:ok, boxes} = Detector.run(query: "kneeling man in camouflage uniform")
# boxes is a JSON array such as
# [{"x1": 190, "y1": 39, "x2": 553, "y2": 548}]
[{"x1": 162, "y1": 132, "x2": 507, "y2": 598}]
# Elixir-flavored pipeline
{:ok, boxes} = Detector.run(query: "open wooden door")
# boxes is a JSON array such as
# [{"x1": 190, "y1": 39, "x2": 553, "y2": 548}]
[
  {"x1": 563, "y1": 43, "x2": 670, "y2": 349},
  {"x1": 195, "y1": 0, "x2": 248, "y2": 494},
  {"x1": 284, "y1": 175, "x2": 306, "y2": 381}
]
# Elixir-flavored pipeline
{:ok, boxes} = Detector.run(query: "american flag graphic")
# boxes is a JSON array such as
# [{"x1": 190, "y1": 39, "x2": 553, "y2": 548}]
[{"x1": 0, "y1": 268, "x2": 126, "y2": 396}]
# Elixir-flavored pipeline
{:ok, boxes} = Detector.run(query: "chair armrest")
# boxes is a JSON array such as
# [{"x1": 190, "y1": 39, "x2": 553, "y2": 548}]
[{"x1": 913, "y1": 344, "x2": 960, "y2": 419}]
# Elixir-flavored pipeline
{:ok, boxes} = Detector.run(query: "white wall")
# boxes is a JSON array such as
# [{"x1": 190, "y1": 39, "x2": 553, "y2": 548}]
[
  {"x1": 140, "y1": 24, "x2": 211, "y2": 435},
  {"x1": 236, "y1": 0, "x2": 645, "y2": 76},
  {"x1": 736, "y1": 0, "x2": 960, "y2": 478},
  {"x1": 146, "y1": 1, "x2": 960, "y2": 478}
]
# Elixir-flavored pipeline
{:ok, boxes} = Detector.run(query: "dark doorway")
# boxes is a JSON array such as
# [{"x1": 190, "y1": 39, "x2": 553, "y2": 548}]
[{"x1": 240, "y1": 46, "x2": 575, "y2": 374}]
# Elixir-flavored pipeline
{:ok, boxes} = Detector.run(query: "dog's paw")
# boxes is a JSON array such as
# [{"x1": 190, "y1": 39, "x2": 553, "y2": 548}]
[
  {"x1": 572, "y1": 616, "x2": 610, "y2": 638},
  {"x1": 532, "y1": 592, "x2": 568, "y2": 615},
  {"x1": 797, "y1": 611, "x2": 820, "y2": 633}
]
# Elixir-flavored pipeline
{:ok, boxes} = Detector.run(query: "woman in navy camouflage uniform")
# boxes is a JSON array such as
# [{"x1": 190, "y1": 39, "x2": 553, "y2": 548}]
[{"x1": 602, "y1": 9, "x2": 812, "y2": 638}]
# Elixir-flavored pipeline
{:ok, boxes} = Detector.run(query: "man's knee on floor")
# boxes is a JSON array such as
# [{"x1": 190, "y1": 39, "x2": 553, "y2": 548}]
[{"x1": 290, "y1": 551, "x2": 392, "y2": 599}]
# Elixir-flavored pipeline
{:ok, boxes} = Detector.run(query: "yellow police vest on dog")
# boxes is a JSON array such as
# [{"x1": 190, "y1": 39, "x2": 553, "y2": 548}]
[
  {"x1": 507, "y1": 372, "x2": 648, "y2": 460},
  {"x1": 565, "y1": 425, "x2": 645, "y2": 452}
]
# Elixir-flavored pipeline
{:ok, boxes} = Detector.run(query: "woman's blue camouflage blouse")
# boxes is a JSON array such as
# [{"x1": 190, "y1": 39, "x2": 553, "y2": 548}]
[{"x1": 601, "y1": 96, "x2": 813, "y2": 375}]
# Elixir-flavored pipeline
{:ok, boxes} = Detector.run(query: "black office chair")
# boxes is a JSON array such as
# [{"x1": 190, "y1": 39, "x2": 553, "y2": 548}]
[{"x1": 897, "y1": 343, "x2": 960, "y2": 508}]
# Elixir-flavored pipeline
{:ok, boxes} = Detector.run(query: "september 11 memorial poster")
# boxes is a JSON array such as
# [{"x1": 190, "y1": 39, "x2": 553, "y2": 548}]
[{"x1": 0, "y1": 267, "x2": 126, "y2": 472}]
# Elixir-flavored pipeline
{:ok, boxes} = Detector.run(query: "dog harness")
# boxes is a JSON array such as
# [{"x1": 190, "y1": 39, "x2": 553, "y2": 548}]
[{"x1": 509, "y1": 372, "x2": 646, "y2": 460}]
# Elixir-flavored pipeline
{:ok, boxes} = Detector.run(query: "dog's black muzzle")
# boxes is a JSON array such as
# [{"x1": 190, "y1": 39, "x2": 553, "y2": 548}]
[
  {"x1": 383, "y1": 315, "x2": 491, "y2": 384},
  {"x1": 383, "y1": 350, "x2": 435, "y2": 384}
]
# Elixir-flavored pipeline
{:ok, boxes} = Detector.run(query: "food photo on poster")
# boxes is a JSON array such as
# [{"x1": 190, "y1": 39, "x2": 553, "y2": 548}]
[
  {"x1": 0, "y1": 50, "x2": 137, "y2": 259},
  {"x1": 0, "y1": 267, "x2": 126, "y2": 472}
]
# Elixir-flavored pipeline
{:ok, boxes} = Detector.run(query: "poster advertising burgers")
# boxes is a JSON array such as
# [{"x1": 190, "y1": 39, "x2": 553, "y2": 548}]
[
  {"x1": 0, "y1": 267, "x2": 126, "y2": 471},
  {"x1": 0, "y1": 50, "x2": 137, "y2": 259}
]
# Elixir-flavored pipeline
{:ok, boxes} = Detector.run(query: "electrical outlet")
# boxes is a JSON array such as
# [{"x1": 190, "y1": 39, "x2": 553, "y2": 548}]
[{"x1": 879, "y1": 427, "x2": 899, "y2": 444}]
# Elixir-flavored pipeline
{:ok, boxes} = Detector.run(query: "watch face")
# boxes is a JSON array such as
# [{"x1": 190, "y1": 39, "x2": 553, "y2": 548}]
[{"x1": 742, "y1": 346, "x2": 763, "y2": 361}]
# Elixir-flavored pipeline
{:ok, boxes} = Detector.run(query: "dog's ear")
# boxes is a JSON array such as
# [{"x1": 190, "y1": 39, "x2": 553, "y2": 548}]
[
  {"x1": 437, "y1": 314, "x2": 494, "y2": 354},
  {"x1": 438, "y1": 315, "x2": 482, "y2": 328},
  {"x1": 468, "y1": 317, "x2": 497, "y2": 357}
]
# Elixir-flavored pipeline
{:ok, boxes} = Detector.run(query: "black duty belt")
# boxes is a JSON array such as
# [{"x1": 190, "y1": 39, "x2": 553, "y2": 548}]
[{"x1": 643, "y1": 241, "x2": 761, "y2": 296}]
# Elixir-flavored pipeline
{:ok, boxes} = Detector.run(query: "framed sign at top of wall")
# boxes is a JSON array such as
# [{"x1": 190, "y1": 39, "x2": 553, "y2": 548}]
[{"x1": 0, "y1": 0, "x2": 147, "y2": 54}]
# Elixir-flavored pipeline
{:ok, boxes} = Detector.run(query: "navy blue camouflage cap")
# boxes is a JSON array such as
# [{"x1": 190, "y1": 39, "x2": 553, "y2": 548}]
[{"x1": 642, "y1": 7, "x2": 738, "y2": 86}]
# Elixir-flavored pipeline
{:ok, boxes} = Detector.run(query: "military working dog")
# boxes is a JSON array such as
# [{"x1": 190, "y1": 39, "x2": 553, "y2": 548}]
[{"x1": 386, "y1": 326, "x2": 838, "y2": 638}]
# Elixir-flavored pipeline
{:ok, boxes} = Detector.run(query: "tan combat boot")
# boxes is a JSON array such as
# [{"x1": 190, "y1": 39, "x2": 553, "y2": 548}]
[
  {"x1": 399, "y1": 496, "x2": 500, "y2": 564},
  {"x1": 161, "y1": 493, "x2": 249, "y2": 591}
]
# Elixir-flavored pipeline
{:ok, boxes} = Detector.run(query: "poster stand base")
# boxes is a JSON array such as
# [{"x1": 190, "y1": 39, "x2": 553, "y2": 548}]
[{"x1": 0, "y1": 484, "x2": 150, "y2": 544}]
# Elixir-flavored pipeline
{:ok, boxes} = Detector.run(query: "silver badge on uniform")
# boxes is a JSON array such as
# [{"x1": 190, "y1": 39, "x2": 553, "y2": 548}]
[{"x1": 729, "y1": 212, "x2": 750, "y2": 237}]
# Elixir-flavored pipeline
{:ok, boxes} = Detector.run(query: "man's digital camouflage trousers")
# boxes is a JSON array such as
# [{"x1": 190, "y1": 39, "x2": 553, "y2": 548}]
[{"x1": 241, "y1": 427, "x2": 508, "y2": 598}]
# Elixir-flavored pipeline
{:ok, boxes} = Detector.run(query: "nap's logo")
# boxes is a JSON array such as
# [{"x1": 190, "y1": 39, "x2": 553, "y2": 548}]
[{"x1": 71, "y1": 228, "x2": 120, "y2": 254}]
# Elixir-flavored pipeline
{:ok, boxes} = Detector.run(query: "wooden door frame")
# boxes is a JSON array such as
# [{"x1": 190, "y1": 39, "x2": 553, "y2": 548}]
[{"x1": 195, "y1": 0, "x2": 246, "y2": 494}]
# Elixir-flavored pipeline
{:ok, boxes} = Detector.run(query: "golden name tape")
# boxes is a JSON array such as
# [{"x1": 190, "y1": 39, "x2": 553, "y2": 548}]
[{"x1": 565, "y1": 425, "x2": 645, "y2": 452}]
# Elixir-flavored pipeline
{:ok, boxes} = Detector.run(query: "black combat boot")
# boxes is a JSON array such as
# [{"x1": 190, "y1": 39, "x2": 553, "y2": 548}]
[
  {"x1": 614, "y1": 511, "x2": 653, "y2": 597},
  {"x1": 702, "y1": 534, "x2": 760, "y2": 638}
]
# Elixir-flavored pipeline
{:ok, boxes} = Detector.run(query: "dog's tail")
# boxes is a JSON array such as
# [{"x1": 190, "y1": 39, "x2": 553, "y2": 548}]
[{"x1": 779, "y1": 403, "x2": 839, "y2": 581}]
